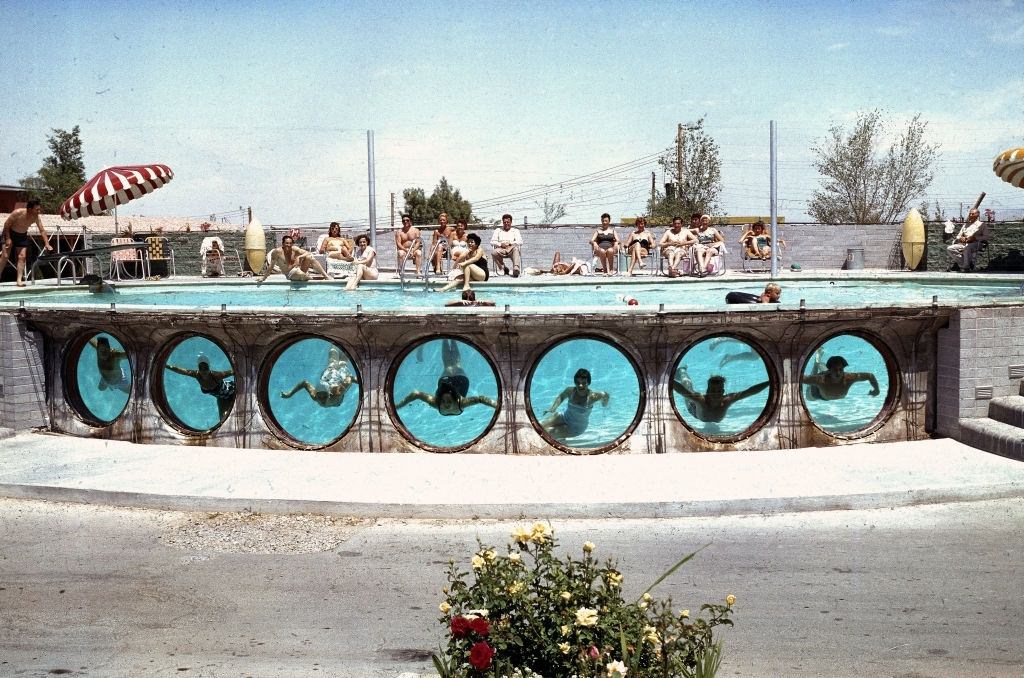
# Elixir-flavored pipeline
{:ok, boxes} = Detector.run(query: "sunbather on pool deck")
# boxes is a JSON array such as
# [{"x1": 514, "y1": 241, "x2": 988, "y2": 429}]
[
  {"x1": 526, "y1": 252, "x2": 590, "y2": 276},
  {"x1": 540, "y1": 368, "x2": 610, "y2": 439},
  {"x1": 257, "y1": 235, "x2": 329, "y2": 283},
  {"x1": 658, "y1": 216, "x2": 696, "y2": 277},
  {"x1": 693, "y1": 214, "x2": 725, "y2": 277}
]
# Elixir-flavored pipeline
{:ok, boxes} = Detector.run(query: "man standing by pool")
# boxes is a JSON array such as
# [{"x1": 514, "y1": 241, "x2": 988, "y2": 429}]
[
  {"x1": 490, "y1": 213, "x2": 522, "y2": 277},
  {"x1": 947, "y1": 208, "x2": 988, "y2": 272},
  {"x1": 257, "y1": 235, "x2": 329, "y2": 283},
  {"x1": 395, "y1": 214, "x2": 423, "y2": 273},
  {"x1": 1, "y1": 199, "x2": 52, "y2": 286}
]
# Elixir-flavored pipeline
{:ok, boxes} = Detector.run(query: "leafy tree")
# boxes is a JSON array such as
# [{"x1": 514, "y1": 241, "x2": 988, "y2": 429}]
[
  {"x1": 19, "y1": 126, "x2": 87, "y2": 213},
  {"x1": 536, "y1": 197, "x2": 567, "y2": 224},
  {"x1": 647, "y1": 119, "x2": 722, "y2": 221},
  {"x1": 402, "y1": 177, "x2": 474, "y2": 224},
  {"x1": 808, "y1": 111, "x2": 939, "y2": 224}
]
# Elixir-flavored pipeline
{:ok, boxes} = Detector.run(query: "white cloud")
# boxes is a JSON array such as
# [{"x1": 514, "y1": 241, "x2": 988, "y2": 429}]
[{"x1": 827, "y1": 42, "x2": 848, "y2": 51}]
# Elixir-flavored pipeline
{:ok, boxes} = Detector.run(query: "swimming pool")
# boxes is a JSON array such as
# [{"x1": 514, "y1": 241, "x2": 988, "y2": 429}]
[
  {"x1": 4, "y1": 272, "x2": 1020, "y2": 455},
  {"x1": 3, "y1": 277, "x2": 1022, "y2": 312}
]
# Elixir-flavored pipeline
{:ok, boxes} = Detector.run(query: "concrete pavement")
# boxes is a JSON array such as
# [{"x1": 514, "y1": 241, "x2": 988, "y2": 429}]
[{"x1": 1, "y1": 432, "x2": 1023, "y2": 518}]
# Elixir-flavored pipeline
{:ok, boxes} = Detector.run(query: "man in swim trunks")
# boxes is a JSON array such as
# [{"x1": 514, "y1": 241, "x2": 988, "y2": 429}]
[
  {"x1": 801, "y1": 352, "x2": 880, "y2": 400},
  {"x1": 2, "y1": 199, "x2": 53, "y2": 286},
  {"x1": 540, "y1": 368, "x2": 610, "y2": 439},
  {"x1": 671, "y1": 368, "x2": 768, "y2": 423},
  {"x1": 280, "y1": 347, "x2": 359, "y2": 408},
  {"x1": 395, "y1": 338, "x2": 497, "y2": 415},
  {"x1": 396, "y1": 214, "x2": 423, "y2": 273},
  {"x1": 725, "y1": 283, "x2": 781, "y2": 305},
  {"x1": 257, "y1": 234, "x2": 329, "y2": 283},
  {"x1": 166, "y1": 353, "x2": 236, "y2": 419},
  {"x1": 89, "y1": 336, "x2": 131, "y2": 393}
]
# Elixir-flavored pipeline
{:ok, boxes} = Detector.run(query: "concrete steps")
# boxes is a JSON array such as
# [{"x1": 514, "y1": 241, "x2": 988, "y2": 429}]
[{"x1": 959, "y1": 394, "x2": 1024, "y2": 462}]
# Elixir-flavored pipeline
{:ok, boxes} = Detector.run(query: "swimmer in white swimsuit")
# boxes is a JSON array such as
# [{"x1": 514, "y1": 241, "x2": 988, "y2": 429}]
[
  {"x1": 281, "y1": 346, "x2": 359, "y2": 407},
  {"x1": 540, "y1": 368, "x2": 610, "y2": 440}
]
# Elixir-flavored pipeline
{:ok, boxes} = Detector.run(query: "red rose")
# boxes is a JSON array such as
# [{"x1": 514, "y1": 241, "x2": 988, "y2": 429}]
[
  {"x1": 450, "y1": 616, "x2": 471, "y2": 638},
  {"x1": 469, "y1": 641, "x2": 495, "y2": 670},
  {"x1": 469, "y1": 616, "x2": 490, "y2": 637}
]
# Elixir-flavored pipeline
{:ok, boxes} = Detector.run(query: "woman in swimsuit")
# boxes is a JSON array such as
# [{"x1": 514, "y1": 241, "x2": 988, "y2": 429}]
[
  {"x1": 89, "y1": 336, "x2": 131, "y2": 394},
  {"x1": 658, "y1": 217, "x2": 697, "y2": 277},
  {"x1": 624, "y1": 216, "x2": 654, "y2": 276},
  {"x1": 395, "y1": 338, "x2": 498, "y2": 416},
  {"x1": 693, "y1": 215, "x2": 725, "y2": 278},
  {"x1": 280, "y1": 346, "x2": 358, "y2": 408},
  {"x1": 430, "y1": 212, "x2": 455, "y2": 274},
  {"x1": 589, "y1": 213, "x2": 620, "y2": 276},
  {"x1": 344, "y1": 234, "x2": 379, "y2": 290},
  {"x1": 320, "y1": 222, "x2": 353, "y2": 261},
  {"x1": 166, "y1": 353, "x2": 236, "y2": 419},
  {"x1": 449, "y1": 220, "x2": 470, "y2": 264},
  {"x1": 540, "y1": 368, "x2": 610, "y2": 440},
  {"x1": 437, "y1": 233, "x2": 488, "y2": 293}
]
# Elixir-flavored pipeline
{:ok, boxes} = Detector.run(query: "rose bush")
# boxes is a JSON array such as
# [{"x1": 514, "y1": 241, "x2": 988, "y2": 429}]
[{"x1": 433, "y1": 523, "x2": 735, "y2": 677}]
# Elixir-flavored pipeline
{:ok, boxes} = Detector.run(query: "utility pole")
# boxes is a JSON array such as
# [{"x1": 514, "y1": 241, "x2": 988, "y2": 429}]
[
  {"x1": 390, "y1": 192, "x2": 395, "y2": 229},
  {"x1": 650, "y1": 172, "x2": 656, "y2": 217},
  {"x1": 367, "y1": 130, "x2": 377, "y2": 248},
  {"x1": 676, "y1": 123, "x2": 684, "y2": 189},
  {"x1": 769, "y1": 120, "x2": 778, "y2": 279}
]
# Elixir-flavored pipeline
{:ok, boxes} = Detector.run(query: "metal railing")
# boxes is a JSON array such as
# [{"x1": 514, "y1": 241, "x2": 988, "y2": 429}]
[{"x1": 397, "y1": 236, "x2": 422, "y2": 292}]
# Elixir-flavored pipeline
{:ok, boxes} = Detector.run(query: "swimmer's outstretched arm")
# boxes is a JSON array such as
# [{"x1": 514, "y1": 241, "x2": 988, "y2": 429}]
[
  {"x1": 725, "y1": 380, "x2": 770, "y2": 404},
  {"x1": 211, "y1": 369, "x2": 233, "y2": 379},
  {"x1": 671, "y1": 378, "x2": 701, "y2": 400},
  {"x1": 850, "y1": 372, "x2": 880, "y2": 396},
  {"x1": 396, "y1": 390, "x2": 435, "y2": 409},
  {"x1": 165, "y1": 364, "x2": 199, "y2": 378},
  {"x1": 463, "y1": 395, "x2": 498, "y2": 409}
]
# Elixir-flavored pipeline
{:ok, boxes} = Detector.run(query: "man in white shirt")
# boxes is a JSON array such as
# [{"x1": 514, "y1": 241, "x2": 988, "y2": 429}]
[
  {"x1": 947, "y1": 208, "x2": 989, "y2": 272},
  {"x1": 490, "y1": 213, "x2": 523, "y2": 277}
]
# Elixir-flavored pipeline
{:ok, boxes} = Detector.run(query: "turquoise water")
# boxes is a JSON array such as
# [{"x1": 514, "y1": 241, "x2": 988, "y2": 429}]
[
  {"x1": 6, "y1": 278, "x2": 1021, "y2": 311},
  {"x1": 392, "y1": 339, "x2": 500, "y2": 448},
  {"x1": 266, "y1": 338, "x2": 361, "y2": 445},
  {"x1": 672, "y1": 337, "x2": 772, "y2": 438},
  {"x1": 801, "y1": 334, "x2": 889, "y2": 433},
  {"x1": 161, "y1": 336, "x2": 235, "y2": 431},
  {"x1": 527, "y1": 338, "x2": 641, "y2": 450},
  {"x1": 76, "y1": 332, "x2": 131, "y2": 423}
]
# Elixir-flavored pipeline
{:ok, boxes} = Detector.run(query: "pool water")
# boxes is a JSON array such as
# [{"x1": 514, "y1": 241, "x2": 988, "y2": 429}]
[
  {"x1": 801, "y1": 334, "x2": 889, "y2": 433},
  {"x1": 7, "y1": 278, "x2": 1022, "y2": 311}
]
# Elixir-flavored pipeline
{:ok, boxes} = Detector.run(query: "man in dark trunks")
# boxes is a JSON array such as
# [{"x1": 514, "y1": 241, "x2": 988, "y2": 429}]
[{"x1": 2, "y1": 199, "x2": 52, "y2": 286}]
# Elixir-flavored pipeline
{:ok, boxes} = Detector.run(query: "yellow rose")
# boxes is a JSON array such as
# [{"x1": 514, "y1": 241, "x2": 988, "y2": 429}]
[
  {"x1": 642, "y1": 593, "x2": 652, "y2": 602},
  {"x1": 638, "y1": 600, "x2": 648, "y2": 610},
  {"x1": 644, "y1": 625, "x2": 659, "y2": 644},
  {"x1": 508, "y1": 581, "x2": 525, "y2": 594},
  {"x1": 575, "y1": 607, "x2": 599, "y2": 627},
  {"x1": 680, "y1": 609, "x2": 689, "y2": 618},
  {"x1": 582, "y1": 541, "x2": 595, "y2": 553},
  {"x1": 507, "y1": 552, "x2": 521, "y2": 562},
  {"x1": 560, "y1": 624, "x2": 571, "y2": 636},
  {"x1": 512, "y1": 526, "x2": 532, "y2": 544},
  {"x1": 606, "y1": 659, "x2": 628, "y2": 677},
  {"x1": 559, "y1": 642, "x2": 571, "y2": 655},
  {"x1": 471, "y1": 554, "x2": 485, "y2": 569},
  {"x1": 606, "y1": 571, "x2": 622, "y2": 587},
  {"x1": 439, "y1": 601, "x2": 451, "y2": 614},
  {"x1": 530, "y1": 522, "x2": 552, "y2": 543},
  {"x1": 560, "y1": 591, "x2": 572, "y2": 601},
  {"x1": 484, "y1": 549, "x2": 497, "y2": 562},
  {"x1": 726, "y1": 594, "x2": 736, "y2": 606}
]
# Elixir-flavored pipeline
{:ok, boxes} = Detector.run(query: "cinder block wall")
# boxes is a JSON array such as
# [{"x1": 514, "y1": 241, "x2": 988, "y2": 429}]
[
  {"x1": 925, "y1": 221, "x2": 1024, "y2": 272},
  {"x1": 0, "y1": 315, "x2": 48, "y2": 431},
  {"x1": 936, "y1": 306, "x2": 1024, "y2": 439}
]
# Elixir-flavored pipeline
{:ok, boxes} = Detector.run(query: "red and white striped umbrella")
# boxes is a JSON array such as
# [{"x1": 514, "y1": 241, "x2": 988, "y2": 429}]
[
  {"x1": 992, "y1": 147, "x2": 1024, "y2": 189},
  {"x1": 60, "y1": 164, "x2": 174, "y2": 220}
]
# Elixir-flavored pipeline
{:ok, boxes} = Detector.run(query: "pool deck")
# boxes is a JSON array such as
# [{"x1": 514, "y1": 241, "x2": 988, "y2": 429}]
[{"x1": 1, "y1": 429, "x2": 1022, "y2": 518}]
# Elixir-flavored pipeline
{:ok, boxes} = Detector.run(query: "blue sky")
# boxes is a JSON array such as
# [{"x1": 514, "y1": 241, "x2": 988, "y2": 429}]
[{"x1": 2, "y1": 0, "x2": 1022, "y2": 225}]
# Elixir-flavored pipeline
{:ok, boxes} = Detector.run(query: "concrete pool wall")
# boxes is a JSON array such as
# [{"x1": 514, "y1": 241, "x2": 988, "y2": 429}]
[{"x1": 0, "y1": 303, "x2": 967, "y2": 454}]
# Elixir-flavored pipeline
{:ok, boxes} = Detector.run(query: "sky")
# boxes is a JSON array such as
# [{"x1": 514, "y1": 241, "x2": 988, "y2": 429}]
[{"x1": 2, "y1": 0, "x2": 1023, "y2": 227}]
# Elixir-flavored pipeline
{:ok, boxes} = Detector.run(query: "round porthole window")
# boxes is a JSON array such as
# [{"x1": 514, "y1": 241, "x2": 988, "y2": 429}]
[
  {"x1": 526, "y1": 336, "x2": 643, "y2": 453},
  {"x1": 67, "y1": 331, "x2": 132, "y2": 425},
  {"x1": 390, "y1": 337, "x2": 500, "y2": 451},
  {"x1": 157, "y1": 335, "x2": 236, "y2": 433},
  {"x1": 800, "y1": 333, "x2": 893, "y2": 435},
  {"x1": 264, "y1": 337, "x2": 361, "y2": 447},
  {"x1": 669, "y1": 335, "x2": 774, "y2": 440}
]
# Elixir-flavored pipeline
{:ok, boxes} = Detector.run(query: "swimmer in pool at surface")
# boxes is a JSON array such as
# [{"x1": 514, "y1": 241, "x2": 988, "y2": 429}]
[
  {"x1": 166, "y1": 353, "x2": 236, "y2": 419},
  {"x1": 540, "y1": 368, "x2": 610, "y2": 439},
  {"x1": 395, "y1": 338, "x2": 497, "y2": 416},
  {"x1": 89, "y1": 336, "x2": 130, "y2": 393},
  {"x1": 801, "y1": 351, "x2": 880, "y2": 400},
  {"x1": 280, "y1": 347, "x2": 359, "y2": 407},
  {"x1": 671, "y1": 367, "x2": 768, "y2": 423}
]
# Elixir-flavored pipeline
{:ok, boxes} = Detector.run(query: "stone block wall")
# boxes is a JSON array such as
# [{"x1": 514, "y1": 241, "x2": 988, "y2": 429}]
[
  {"x1": 0, "y1": 315, "x2": 48, "y2": 431},
  {"x1": 936, "y1": 306, "x2": 1024, "y2": 439}
]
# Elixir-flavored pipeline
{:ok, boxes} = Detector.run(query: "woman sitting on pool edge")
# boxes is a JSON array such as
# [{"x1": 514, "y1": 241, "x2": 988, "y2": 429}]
[
  {"x1": 280, "y1": 347, "x2": 359, "y2": 407},
  {"x1": 540, "y1": 368, "x2": 610, "y2": 440},
  {"x1": 395, "y1": 338, "x2": 497, "y2": 416},
  {"x1": 437, "y1": 233, "x2": 488, "y2": 293},
  {"x1": 344, "y1": 234, "x2": 378, "y2": 290}
]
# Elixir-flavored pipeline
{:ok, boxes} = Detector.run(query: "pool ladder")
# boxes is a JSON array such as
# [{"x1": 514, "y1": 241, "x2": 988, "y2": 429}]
[
  {"x1": 423, "y1": 236, "x2": 450, "y2": 292},
  {"x1": 398, "y1": 236, "x2": 423, "y2": 292}
]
